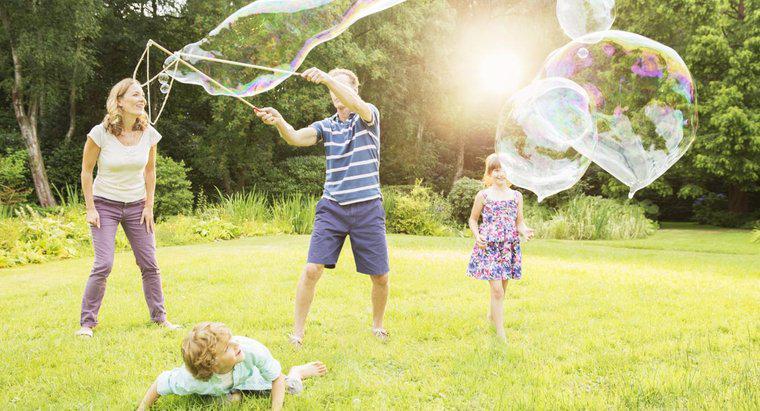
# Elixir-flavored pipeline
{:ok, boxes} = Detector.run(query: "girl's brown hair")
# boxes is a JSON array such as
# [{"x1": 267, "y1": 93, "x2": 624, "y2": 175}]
[{"x1": 102, "y1": 78, "x2": 149, "y2": 136}]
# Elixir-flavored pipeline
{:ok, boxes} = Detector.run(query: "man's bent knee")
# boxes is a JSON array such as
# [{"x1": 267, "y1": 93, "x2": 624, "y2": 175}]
[
  {"x1": 303, "y1": 263, "x2": 324, "y2": 283},
  {"x1": 370, "y1": 273, "x2": 389, "y2": 286}
]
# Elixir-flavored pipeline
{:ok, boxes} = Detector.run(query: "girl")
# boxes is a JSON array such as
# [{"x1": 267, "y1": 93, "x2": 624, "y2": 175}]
[
  {"x1": 76, "y1": 78, "x2": 179, "y2": 337},
  {"x1": 467, "y1": 153, "x2": 533, "y2": 342}
]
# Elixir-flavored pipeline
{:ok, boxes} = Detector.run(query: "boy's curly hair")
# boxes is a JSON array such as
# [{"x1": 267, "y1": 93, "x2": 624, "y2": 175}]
[{"x1": 181, "y1": 322, "x2": 232, "y2": 381}]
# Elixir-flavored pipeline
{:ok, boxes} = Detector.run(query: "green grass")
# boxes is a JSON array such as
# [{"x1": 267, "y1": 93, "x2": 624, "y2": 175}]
[{"x1": 0, "y1": 226, "x2": 758, "y2": 409}]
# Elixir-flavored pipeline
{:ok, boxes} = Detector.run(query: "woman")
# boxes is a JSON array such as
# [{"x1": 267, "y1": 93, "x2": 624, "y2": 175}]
[{"x1": 76, "y1": 78, "x2": 179, "y2": 337}]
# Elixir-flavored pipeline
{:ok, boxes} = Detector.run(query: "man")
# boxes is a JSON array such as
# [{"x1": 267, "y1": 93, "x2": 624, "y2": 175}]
[{"x1": 255, "y1": 67, "x2": 390, "y2": 346}]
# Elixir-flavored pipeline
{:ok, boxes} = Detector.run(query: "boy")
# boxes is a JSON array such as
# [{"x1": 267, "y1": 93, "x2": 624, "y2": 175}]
[{"x1": 138, "y1": 322, "x2": 326, "y2": 410}]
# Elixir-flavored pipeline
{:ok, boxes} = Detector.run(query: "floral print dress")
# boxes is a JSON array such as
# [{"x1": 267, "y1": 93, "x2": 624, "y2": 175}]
[{"x1": 466, "y1": 190, "x2": 522, "y2": 280}]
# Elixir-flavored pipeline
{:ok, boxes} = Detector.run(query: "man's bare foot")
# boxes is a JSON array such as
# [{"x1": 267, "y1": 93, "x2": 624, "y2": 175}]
[
  {"x1": 157, "y1": 320, "x2": 182, "y2": 330},
  {"x1": 288, "y1": 361, "x2": 327, "y2": 380},
  {"x1": 75, "y1": 326, "x2": 93, "y2": 337},
  {"x1": 496, "y1": 332, "x2": 507, "y2": 343}
]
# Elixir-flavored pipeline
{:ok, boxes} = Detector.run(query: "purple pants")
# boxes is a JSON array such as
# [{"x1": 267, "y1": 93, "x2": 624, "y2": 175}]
[{"x1": 79, "y1": 196, "x2": 166, "y2": 327}]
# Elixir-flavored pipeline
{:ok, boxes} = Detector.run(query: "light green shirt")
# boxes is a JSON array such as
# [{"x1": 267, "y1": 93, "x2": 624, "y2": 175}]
[{"x1": 156, "y1": 336, "x2": 282, "y2": 396}]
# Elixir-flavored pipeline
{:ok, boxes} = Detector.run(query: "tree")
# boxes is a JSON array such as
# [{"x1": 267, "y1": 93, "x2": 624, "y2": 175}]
[
  {"x1": 686, "y1": 0, "x2": 759, "y2": 213},
  {"x1": 0, "y1": 0, "x2": 101, "y2": 206}
]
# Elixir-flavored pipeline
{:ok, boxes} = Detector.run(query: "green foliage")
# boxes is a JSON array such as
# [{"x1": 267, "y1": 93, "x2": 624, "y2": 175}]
[
  {"x1": 271, "y1": 194, "x2": 318, "y2": 235},
  {"x1": 530, "y1": 195, "x2": 658, "y2": 240},
  {"x1": 752, "y1": 223, "x2": 759, "y2": 243},
  {"x1": 0, "y1": 206, "x2": 89, "y2": 268},
  {"x1": 447, "y1": 177, "x2": 483, "y2": 224},
  {"x1": 215, "y1": 188, "x2": 269, "y2": 224},
  {"x1": 269, "y1": 156, "x2": 325, "y2": 198},
  {"x1": 692, "y1": 193, "x2": 760, "y2": 228},
  {"x1": 0, "y1": 149, "x2": 31, "y2": 205},
  {"x1": 155, "y1": 154, "x2": 193, "y2": 218},
  {"x1": 384, "y1": 182, "x2": 453, "y2": 236}
]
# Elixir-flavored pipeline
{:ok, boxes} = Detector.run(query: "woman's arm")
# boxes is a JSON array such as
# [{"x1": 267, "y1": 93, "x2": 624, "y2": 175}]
[
  {"x1": 270, "y1": 374, "x2": 286, "y2": 411},
  {"x1": 81, "y1": 138, "x2": 101, "y2": 228},
  {"x1": 137, "y1": 380, "x2": 160, "y2": 410},
  {"x1": 468, "y1": 191, "x2": 486, "y2": 248},
  {"x1": 141, "y1": 145, "x2": 157, "y2": 233}
]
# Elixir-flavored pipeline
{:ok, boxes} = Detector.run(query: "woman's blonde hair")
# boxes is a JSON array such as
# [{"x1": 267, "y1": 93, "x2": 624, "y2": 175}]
[
  {"x1": 102, "y1": 78, "x2": 149, "y2": 136},
  {"x1": 482, "y1": 153, "x2": 511, "y2": 187},
  {"x1": 181, "y1": 322, "x2": 232, "y2": 381},
  {"x1": 328, "y1": 68, "x2": 360, "y2": 91}
]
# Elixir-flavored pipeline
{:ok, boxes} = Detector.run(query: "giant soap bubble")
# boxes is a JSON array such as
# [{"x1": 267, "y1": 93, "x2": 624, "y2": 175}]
[
  {"x1": 496, "y1": 77, "x2": 595, "y2": 201},
  {"x1": 540, "y1": 30, "x2": 697, "y2": 197},
  {"x1": 164, "y1": 0, "x2": 406, "y2": 97},
  {"x1": 557, "y1": 0, "x2": 616, "y2": 41}
]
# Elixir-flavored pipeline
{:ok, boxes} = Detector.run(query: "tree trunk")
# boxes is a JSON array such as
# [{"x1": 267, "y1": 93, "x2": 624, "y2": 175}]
[
  {"x1": 453, "y1": 136, "x2": 465, "y2": 183},
  {"x1": 64, "y1": 83, "x2": 77, "y2": 144},
  {"x1": 16, "y1": 100, "x2": 57, "y2": 207},
  {"x1": 2, "y1": 7, "x2": 57, "y2": 207},
  {"x1": 728, "y1": 184, "x2": 749, "y2": 214}
]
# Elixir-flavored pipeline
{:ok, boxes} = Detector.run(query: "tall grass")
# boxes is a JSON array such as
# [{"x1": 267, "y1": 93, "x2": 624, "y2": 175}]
[
  {"x1": 0, "y1": 204, "x2": 15, "y2": 219},
  {"x1": 215, "y1": 187, "x2": 269, "y2": 223},
  {"x1": 272, "y1": 193, "x2": 318, "y2": 234},
  {"x1": 532, "y1": 195, "x2": 657, "y2": 240},
  {"x1": 52, "y1": 184, "x2": 82, "y2": 209}
]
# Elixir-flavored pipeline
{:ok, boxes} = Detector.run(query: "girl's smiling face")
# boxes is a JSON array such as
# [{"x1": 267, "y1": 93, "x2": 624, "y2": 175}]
[{"x1": 490, "y1": 166, "x2": 509, "y2": 186}]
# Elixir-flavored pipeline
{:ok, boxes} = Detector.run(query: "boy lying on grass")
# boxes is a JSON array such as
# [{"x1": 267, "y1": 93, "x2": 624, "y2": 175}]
[{"x1": 138, "y1": 322, "x2": 326, "y2": 410}]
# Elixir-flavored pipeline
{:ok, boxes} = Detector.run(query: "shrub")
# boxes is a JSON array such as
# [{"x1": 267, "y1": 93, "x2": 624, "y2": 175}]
[
  {"x1": 0, "y1": 149, "x2": 31, "y2": 205},
  {"x1": 215, "y1": 188, "x2": 270, "y2": 224},
  {"x1": 384, "y1": 181, "x2": 453, "y2": 236},
  {"x1": 156, "y1": 212, "x2": 242, "y2": 246},
  {"x1": 447, "y1": 177, "x2": 483, "y2": 224},
  {"x1": 532, "y1": 195, "x2": 657, "y2": 240},
  {"x1": 692, "y1": 193, "x2": 760, "y2": 228},
  {"x1": 272, "y1": 193, "x2": 318, "y2": 234},
  {"x1": 270, "y1": 156, "x2": 325, "y2": 198},
  {"x1": 155, "y1": 154, "x2": 193, "y2": 218},
  {"x1": 752, "y1": 222, "x2": 759, "y2": 243}
]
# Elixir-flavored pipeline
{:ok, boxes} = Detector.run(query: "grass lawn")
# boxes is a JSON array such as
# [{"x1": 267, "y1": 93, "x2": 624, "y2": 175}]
[{"x1": 0, "y1": 224, "x2": 758, "y2": 409}]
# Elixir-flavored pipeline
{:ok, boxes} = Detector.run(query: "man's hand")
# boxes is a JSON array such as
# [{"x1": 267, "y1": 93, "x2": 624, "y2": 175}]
[
  {"x1": 300, "y1": 67, "x2": 332, "y2": 85},
  {"x1": 255, "y1": 107, "x2": 284, "y2": 126}
]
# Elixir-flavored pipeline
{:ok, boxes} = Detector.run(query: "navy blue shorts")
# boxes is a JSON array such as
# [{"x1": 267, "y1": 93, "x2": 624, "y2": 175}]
[{"x1": 307, "y1": 198, "x2": 390, "y2": 275}]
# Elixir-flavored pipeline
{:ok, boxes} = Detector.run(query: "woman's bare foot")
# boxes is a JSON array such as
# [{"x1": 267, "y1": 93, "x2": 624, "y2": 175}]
[
  {"x1": 288, "y1": 361, "x2": 328, "y2": 380},
  {"x1": 75, "y1": 326, "x2": 93, "y2": 337},
  {"x1": 157, "y1": 320, "x2": 181, "y2": 330}
]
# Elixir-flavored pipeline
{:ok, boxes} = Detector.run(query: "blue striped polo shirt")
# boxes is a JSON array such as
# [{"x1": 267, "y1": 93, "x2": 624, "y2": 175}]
[{"x1": 310, "y1": 103, "x2": 382, "y2": 205}]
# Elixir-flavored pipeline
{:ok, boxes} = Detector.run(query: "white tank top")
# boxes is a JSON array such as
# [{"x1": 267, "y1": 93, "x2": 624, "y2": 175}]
[{"x1": 87, "y1": 124, "x2": 162, "y2": 203}]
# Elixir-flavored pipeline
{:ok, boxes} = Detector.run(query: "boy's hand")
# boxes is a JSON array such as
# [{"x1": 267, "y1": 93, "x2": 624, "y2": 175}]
[
  {"x1": 256, "y1": 107, "x2": 283, "y2": 126},
  {"x1": 301, "y1": 67, "x2": 332, "y2": 85},
  {"x1": 227, "y1": 391, "x2": 243, "y2": 403}
]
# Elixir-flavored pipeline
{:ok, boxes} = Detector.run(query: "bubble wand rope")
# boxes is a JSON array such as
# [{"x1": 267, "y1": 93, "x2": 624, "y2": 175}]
[
  {"x1": 140, "y1": 39, "x2": 263, "y2": 112},
  {"x1": 176, "y1": 52, "x2": 302, "y2": 76}
]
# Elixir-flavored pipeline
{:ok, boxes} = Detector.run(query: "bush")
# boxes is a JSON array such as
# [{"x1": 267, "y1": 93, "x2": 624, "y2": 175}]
[
  {"x1": 384, "y1": 182, "x2": 453, "y2": 236},
  {"x1": 156, "y1": 211, "x2": 242, "y2": 246},
  {"x1": 447, "y1": 177, "x2": 483, "y2": 224},
  {"x1": 0, "y1": 149, "x2": 31, "y2": 205},
  {"x1": 155, "y1": 154, "x2": 193, "y2": 218},
  {"x1": 531, "y1": 195, "x2": 657, "y2": 240},
  {"x1": 272, "y1": 193, "x2": 318, "y2": 234},
  {"x1": 270, "y1": 156, "x2": 325, "y2": 198},
  {"x1": 692, "y1": 193, "x2": 760, "y2": 228}
]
